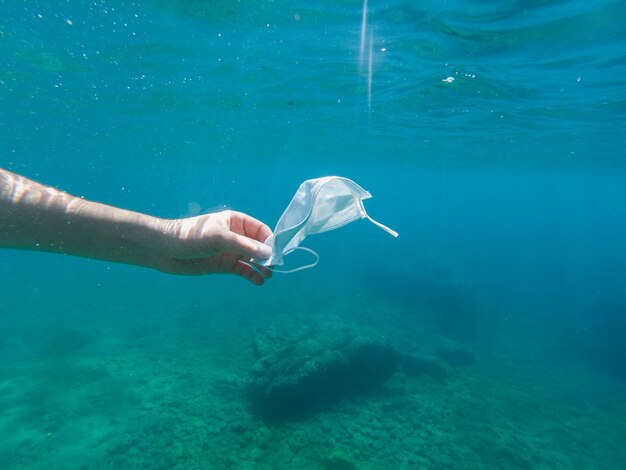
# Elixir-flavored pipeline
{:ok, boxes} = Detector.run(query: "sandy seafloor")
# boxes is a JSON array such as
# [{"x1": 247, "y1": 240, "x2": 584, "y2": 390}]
[{"x1": 2, "y1": 277, "x2": 625, "y2": 470}]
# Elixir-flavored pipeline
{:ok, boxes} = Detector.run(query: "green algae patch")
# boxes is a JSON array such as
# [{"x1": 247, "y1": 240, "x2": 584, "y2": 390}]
[{"x1": 323, "y1": 450, "x2": 357, "y2": 470}]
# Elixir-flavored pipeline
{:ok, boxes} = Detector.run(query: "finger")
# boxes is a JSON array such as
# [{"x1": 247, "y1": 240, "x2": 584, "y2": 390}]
[
  {"x1": 250, "y1": 262, "x2": 272, "y2": 279},
  {"x1": 227, "y1": 211, "x2": 273, "y2": 243},
  {"x1": 240, "y1": 260, "x2": 273, "y2": 280},
  {"x1": 232, "y1": 260, "x2": 267, "y2": 286},
  {"x1": 210, "y1": 253, "x2": 270, "y2": 284}
]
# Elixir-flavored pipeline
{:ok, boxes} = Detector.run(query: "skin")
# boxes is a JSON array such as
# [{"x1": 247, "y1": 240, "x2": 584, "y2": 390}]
[{"x1": 0, "y1": 168, "x2": 273, "y2": 285}]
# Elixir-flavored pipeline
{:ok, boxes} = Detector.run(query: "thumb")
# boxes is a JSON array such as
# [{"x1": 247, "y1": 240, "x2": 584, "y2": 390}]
[{"x1": 219, "y1": 231, "x2": 272, "y2": 260}]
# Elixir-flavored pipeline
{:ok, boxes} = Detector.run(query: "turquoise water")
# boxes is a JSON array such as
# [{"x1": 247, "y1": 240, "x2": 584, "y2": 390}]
[{"x1": 2, "y1": 0, "x2": 626, "y2": 468}]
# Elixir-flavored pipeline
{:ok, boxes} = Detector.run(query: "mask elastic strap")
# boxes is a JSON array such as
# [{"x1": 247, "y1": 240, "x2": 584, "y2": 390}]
[
  {"x1": 266, "y1": 247, "x2": 320, "y2": 274},
  {"x1": 365, "y1": 214, "x2": 399, "y2": 238}
]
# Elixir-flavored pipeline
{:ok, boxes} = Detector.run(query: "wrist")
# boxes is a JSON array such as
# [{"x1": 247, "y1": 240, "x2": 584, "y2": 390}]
[{"x1": 62, "y1": 198, "x2": 169, "y2": 268}]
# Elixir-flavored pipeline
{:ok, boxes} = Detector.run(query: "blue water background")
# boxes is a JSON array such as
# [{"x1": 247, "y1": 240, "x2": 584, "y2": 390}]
[
  {"x1": 1, "y1": 0, "x2": 626, "y2": 468},
  {"x1": 3, "y1": 0, "x2": 624, "y2": 305}
]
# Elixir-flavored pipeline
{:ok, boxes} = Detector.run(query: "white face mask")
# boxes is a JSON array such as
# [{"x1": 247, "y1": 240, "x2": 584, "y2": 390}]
[{"x1": 256, "y1": 176, "x2": 398, "y2": 273}]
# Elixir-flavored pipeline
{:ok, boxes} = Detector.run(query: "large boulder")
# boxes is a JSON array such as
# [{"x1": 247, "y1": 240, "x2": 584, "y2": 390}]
[{"x1": 248, "y1": 318, "x2": 401, "y2": 420}]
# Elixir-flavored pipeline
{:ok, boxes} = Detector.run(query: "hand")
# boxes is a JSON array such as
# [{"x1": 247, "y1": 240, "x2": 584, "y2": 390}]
[
  {"x1": 1, "y1": 168, "x2": 274, "y2": 284},
  {"x1": 153, "y1": 210, "x2": 273, "y2": 285}
]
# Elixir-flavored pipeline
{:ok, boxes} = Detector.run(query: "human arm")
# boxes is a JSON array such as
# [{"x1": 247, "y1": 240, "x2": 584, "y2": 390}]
[{"x1": 0, "y1": 168, "x2": 272, "y2": 285}]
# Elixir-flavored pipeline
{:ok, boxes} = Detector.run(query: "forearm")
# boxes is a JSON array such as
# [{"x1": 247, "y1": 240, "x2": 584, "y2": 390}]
[{"x1": 0, "y1": 168, "x2": 167, "y2": 267}]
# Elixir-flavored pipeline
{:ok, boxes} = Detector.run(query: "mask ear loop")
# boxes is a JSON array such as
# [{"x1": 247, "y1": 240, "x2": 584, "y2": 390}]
[
  {"x1": 265, "y1": 247, "x2": 320, "y2": 274},
  {"x1": 358, "y1": 197, "x2": 399, "y2": 238},
  {"x1": 365, "y1": 214, "x2": 399, "y2": 238}
]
